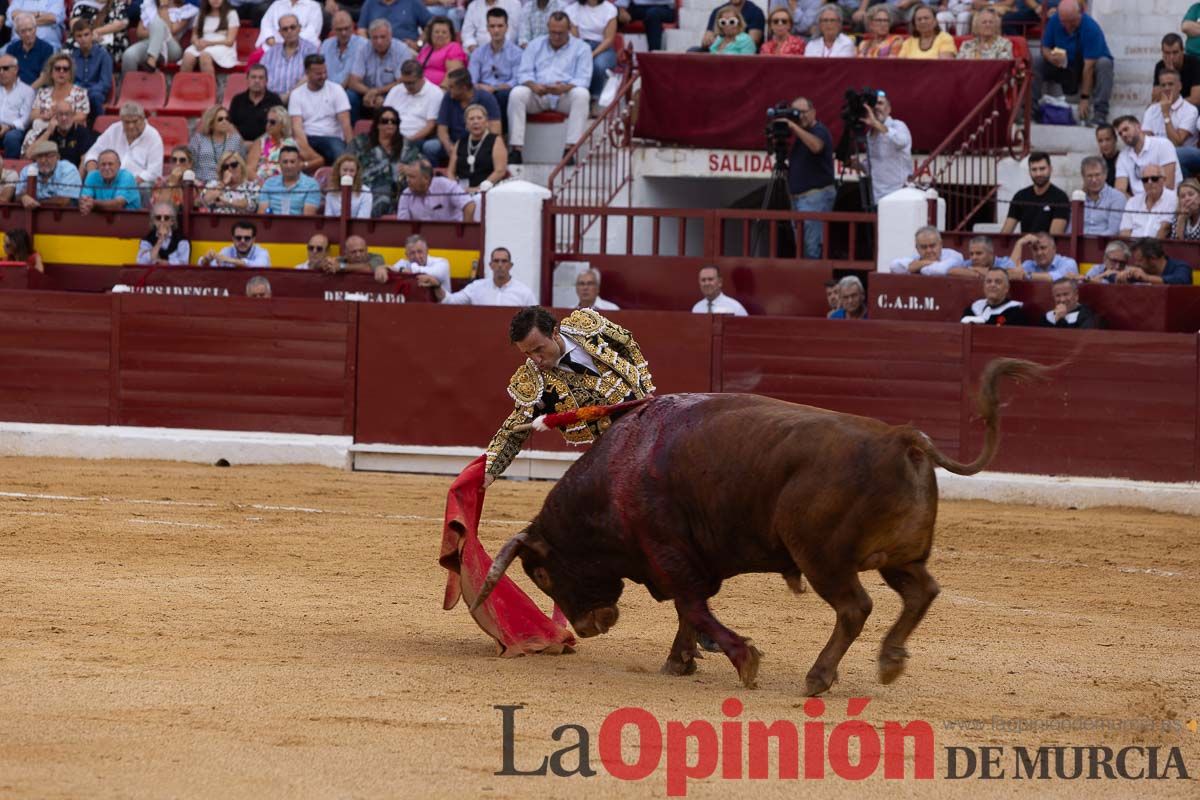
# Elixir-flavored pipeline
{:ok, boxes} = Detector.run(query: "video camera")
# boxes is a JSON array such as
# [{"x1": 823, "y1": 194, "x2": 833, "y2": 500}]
[
  {"x1": 764, "y1": 103, "x2": 800, "y2": 166},
  {"x1": 840, "y1": 87, "x2": 878, "y2": 137}
]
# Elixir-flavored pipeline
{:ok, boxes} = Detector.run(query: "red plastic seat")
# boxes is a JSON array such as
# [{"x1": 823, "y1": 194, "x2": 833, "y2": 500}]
[
  {"x1": 107, "y1": 71, "x2": 167, "y2": 114},
  {"x1": 528, "y1": 111, "x2": 567, "y2": 124},
  {"x1": 353, "y1": 118, "x2": 373, "y2": 137},
  {"x1": 162, "y1": 72, "x2": 217, "y2": 116},
  {"x1": 222, "y1": 71, "x2": 248, "y2": 108},
  {"x1": 314, "y1": 166, "x2": 333, "y2": 189},
  {"x1": 617, "y1": 0, "x2": 680, "y2": 36},
  {"x1": 93, "y1": 114, "x2": 120, "y2": 134},
  {"x1": 237, "y1": 27, "x2": 259, "y2": 62},
  {"x1": 149, "y1": 116, "x2": 190, "y2": 153}
]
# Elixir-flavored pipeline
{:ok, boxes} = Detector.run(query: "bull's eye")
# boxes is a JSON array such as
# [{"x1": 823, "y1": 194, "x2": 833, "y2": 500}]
[{"x1": 532, "y1": 567, "x2": 552, "y2": 591}]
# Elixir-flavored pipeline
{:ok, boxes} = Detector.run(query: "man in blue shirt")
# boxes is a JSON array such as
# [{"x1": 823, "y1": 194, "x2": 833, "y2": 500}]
[
  {"x1": 1079, "y1": 155, "x2": 1125, "y2": 236},
  {"x1": 784, "y1": 96, "x2": 834, "y2": 260},
  {"x1": 6, "y1": 0, "x2": 65, "y2": 48},
  {"x1": 1128, "y1": 238, "x2": 1193, "y2": 285},
  {"x1": 70, "y1": 19, "x2": 112, "y2": 123},
  {"x1": 5, "y1": 13, "x2": 53, "y2": 86},
  {"x1": 507, "y1": 12, "x2": 591, "y2": 164},
  {"x1": 199, "y1": 220, "x2": 273, "y2": 268},
  {"x1": 18, "y1": 140, "x2": 81, "y2": 208},
  {"x1": 431, "y1": 68, "x2": 501, "y2": 165},
  {"x1": 357, "y1": 0, "x2": 430, "y2": 48},
  {"x1": 1037, "y1": 0, "x2": 1113, "y2": 127},
  {"x1": 79, "y1": 148, "x2": 141, "y2": 213},
  {"x1": 1011, "y1": 231, "x2": 1079, "y2": 282},
  {"x1": 469, "y1": 7, "x2": 522, "y2": 130},
  {"x1": 614, "y1": 0, "x2": 676, "y2": 52},
  {"x1": 322, "y1": 10, "x2": 370, "y2": 119},
  {"x1": 257, "y1": 144, "x2": 322, "y2": 215}
]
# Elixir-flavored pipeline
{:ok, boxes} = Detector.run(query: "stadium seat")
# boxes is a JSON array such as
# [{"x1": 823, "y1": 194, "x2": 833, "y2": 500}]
[
  {"x1": 618, "y1": 0, "x2": 680, "y2": 37},
  {"x1": 528, "y1": 111, "x2": 567, "y2": 124},
  {"x1": 93, "y1": 114, "x2": 120, "y2": 134},
  {"x1": 236, "y1": 27, "x2": 259, "y2": 64},
  {"x1": 353, "y1": 118, "x2": 372, "y2": 137},
  {"x1": 314, "y1": 166, "x2": 333, "y2": 189},
  {"x1": 162, "y1": 72, "x2": 217, "y2": 116},
  {"x1": 149, "y1": 116, "x2": 190, "y2": 153},
  {"x1": 107, "y1": 71, "x2": 166, "y2": 114},
  {"x1": 222, "y1": 72, "x2": 248, "y2": 109}
]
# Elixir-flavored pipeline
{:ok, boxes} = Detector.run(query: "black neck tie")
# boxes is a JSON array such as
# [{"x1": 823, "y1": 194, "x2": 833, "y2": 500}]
[{"x1": 561, "y1": 354, "x2": 590, "y2": 375}]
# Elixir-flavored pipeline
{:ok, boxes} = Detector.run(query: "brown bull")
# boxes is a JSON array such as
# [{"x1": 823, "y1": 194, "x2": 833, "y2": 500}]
[{"x1": 475, "y1": 358, "x2": 1045, "y2": 695}]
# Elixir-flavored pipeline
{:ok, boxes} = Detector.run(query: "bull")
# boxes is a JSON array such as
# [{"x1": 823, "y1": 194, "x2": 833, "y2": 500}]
[{"x1": 474, "y1": 358, "x2": 1045, "y2": 695}]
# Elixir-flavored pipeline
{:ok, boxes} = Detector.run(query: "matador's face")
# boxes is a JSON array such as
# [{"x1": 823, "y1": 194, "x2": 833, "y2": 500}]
[{"x1": 516, "y1": 327, "x2": 565, "y2": 372}]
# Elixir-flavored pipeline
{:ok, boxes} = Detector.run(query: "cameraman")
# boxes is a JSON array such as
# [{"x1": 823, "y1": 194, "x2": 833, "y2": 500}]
[
  {"x1": 860, "y1": 92, "x2": 912, "y2": 208},
  {"x1": 785, "y1": 97, "x2": 835, "y2": 259}
]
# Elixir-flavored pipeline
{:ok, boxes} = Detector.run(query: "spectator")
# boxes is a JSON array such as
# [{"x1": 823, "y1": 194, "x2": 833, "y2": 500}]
[
  {"x1": 804, "y1": 4, "x2": 851, "y2": 57},
  {"x1": 346, "y1": 19, "x2": 415, "y2": 113},
  {"x1": 574, "y1": 267, "x2": 618, "y2": 310},
  {"x1": 856, "y1": 6, "x2": 904, "y2": 58},
  {"x1": 83, "y1": 102, "x2": 164, "y2": 184},
  {"x1": 1126, "y1": 237, "x2": 1192, "y2": 285},
  {"x1": 1041, "y1": 277, "x2": 1097, "y2": 329},
  {"x1": 469, "y1": 7, "x2": 521, "y2": 127},
  {"x1": 323, "y1": 152, "x2": 373, "y2": 218},
  {"x1": 936, "y1": 0, "x2": 972, "y2": 36},
  {"x1": 1095, "y1": 123, "x2": 1118, "y2": 187},
  {"x1": 349, "y1": 107, "x2": 407, "y2": 216},
  {"x1": 21, "y1": 52, "x2": 89, "y2": 158},
  {"x1": 708, "y1": 5, "x2": 755, "y2": 55},
  {"x1": 189, "y1": 106, "x2": 245, "y2": 184},
  {"x1": 1036, "y1": 0, "x2": 1112, "y2": 127},
  {"x1": 416, "y1": 17, "x2": 466, "y2": 88},
  {"x1": 384, "y1": 233, "x2": 450, "y2": 285},
  {"x1": 0, "y1": 53, "x2": 34, "y2": 159},
  {"x1": 420, "y1": 246, "x2": 536, "y2": 305},
  {"x1": 136, "y1": 202, "x2": 190, "y2": 264},
  {"x1": 199, "y1": 151, "x2": 258, "y2": 213},
  {"x1": 152, "y1": 146, "x2": 193, "y2": 207},
  {"x1": 692, "y1": 264, "x2": 747, "y2": 315},
  {"x1": 395, "y1": 158, "x2": 475, "y2": 221},
  {"x1": 957, "y1": 7, "x2": 1012, "y2": 60},
  {"x1": 5, "y1": 14, "x2": 53, "y2": 86},
  {"x1": 1083, "y1": 239, "x2": 1131, "y2": 283},
  {"x1": 123, "y1": 0, "x2": 198, "y2": 73},
  {"x1": 1118, "y1": 164, "x2": 1176, "y2": 240},
  {"x1": 897, "y1": 4, "x2": 955, "y2": 59},
  {"x1": 357, "y1": 0, "x2": 430, "y2": 47},
  {"x1": 947, "y1": 235, "x2": 1016, "y2": 279},
  {"x1": 289, "y1": 54, "x2": 353, "y2": 166},
  {"x1": 323, "y1": 234, "x2": 387, "y2": 273},
  {"x1": 1172, "y1": 177, "x2": 1200, "y2": 240},
  {"x1": 18, "y1": 140, "x2": 81, "y2": 208},
  {"x1": 519, "y1": 0, "x2": 563, "y2": 48},
  {"x1": 260, "y1": 13, "x2": 319, "y2": 103},
  {"x1": 1079, "y1": 154, "x2": 1125, "y2": 236},
  {"x1": 449, "y1": 103, "x2": 506, "y2": 194},
  {"x1": 1152, "y1": 33, "x2": 1200, "y2": 107},
  {"x1": 4, "y1": 228, "x2": 44, "y2": 272},
  {"x1": 199, "y1": 219, "x2": 272, "y2": 267},
  {"x1": 295, "y1": 232, "x2": 330, "y2": 269},
  {"x1": 257, "y1": 0, "x2": 321, "y2": 48},
  {"x1": 229, "y1": 64, "x2": 283, "y2": 143},
  {"x1": 79, "y1": 148, "x2": 140, "y2": 213},
  {"x1": 861, "y1": 91, "x2": 911, "y2": 207},
  {"x1": 1000, "y1": 152, "x2": 1069, "y2": 234},
  {"x1": 432, "y1": 68, "x2": 500, "y2": 164},
  {"x1": 67, "y1": 0, "x2": 132, "y2": 66},
  {"x1": 70, "y1": 19, "x2": 112, "y2": 119},
  {"x1": 323, "y1": 10, "x2": 369, "y2": 118},
  {"x1": 888, "y1": 225, "x2": 964, "y2": 275},
  {"x1": 245, "y1": 275, "x2": 272, "y2": 297},
  {"x1": 762, "y1": 7, "x2": 805, "y2": 56},
  {"x1": 6, "y1": 1, "x2": 65, "y2": 47},
  {"x1": 828, "y1": 275, "x2": 866, "y2": 319},
  {"x1": 823, "y1": 278, "x2": 838, "y2": 316},
  {"x1": 246, "y1": 105, "x2": 319, "y2": 180},
  {"x1": 960, "y1": 267, "x2": 1027, "y2": 326},
  {"x1": 506, "y1": 12, "x2": 590, "y2": 165},
  {"x1": 1185, "y1": 3, "x2": 1200, "y2": 59},
  {"x1": 565, "y1": 0, "x2": 616, "y2": 100},
  {"x1": 32, "y1": 100, "x2": 97, "y2": 168},
  {"x1": 1011, "y1": 231, "x2": 1079, "y2": 282},
  {"x1": 1001, "y1": 0, "x2": 1048, "y2": 36},
  {"x1": 180, "y1": 0, "x2": 240, "y2": 74},
  {"x1": 784, "y1": 96, "x2": 834, "y2": 259},
  {"x1": 1143, "y1": 69, "x2": 1200, "y2": 179},
  {"x1": 383, "y1": 59, "x2": 443, "y2": 162},
  {"x1": 614, "y1": 0, "x2": 674, "y2": 52},
  {"x1": 460, "y1": 0, "x2": 520, "y2": 51},
  {"x1": 258, "y1": 144, "x2": 321, "y2": 214}
]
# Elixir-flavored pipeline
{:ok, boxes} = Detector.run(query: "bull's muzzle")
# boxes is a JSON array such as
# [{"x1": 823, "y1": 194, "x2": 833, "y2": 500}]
[{"x1": 573, "y1": 605, "x2": 619, "y2": 637}]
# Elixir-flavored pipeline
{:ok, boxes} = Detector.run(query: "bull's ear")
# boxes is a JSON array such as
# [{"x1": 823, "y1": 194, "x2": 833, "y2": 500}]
[{"x1": 524, "y1": 534, "x2": 551, "y2": 560}]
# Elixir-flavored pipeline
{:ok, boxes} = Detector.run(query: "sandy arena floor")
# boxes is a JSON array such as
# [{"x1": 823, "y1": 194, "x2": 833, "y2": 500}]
[{"x1": 0, "y1": 457, "x2": 1197, "y2": 799}]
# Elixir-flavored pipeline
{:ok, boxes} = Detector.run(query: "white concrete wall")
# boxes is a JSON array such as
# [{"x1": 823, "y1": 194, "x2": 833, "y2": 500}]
[{"x1": 485, "y1": 180, "x2": 551, "y2": 303}]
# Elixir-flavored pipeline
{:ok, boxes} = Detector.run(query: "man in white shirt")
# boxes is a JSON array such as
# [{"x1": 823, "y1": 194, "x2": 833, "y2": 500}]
[
  {"x1": 81, "y1": 102, "x2": 163, "y2": 184},
  {"x1": 460, "y1": 0, "x2": 521, "y2": 51},
  {"x1": 0, "y1": 53, "x2": 33, "y2": 158},
  {"x1": 383, "y1": 59, "x2": 443, "y2": 161},
  {"x1": 1143, "y1": 68, "x2": 1200, "y2": 179},
  {"x1": 418, "y1": 247, "x2": 537, "y2": 305},
  {"x1": 376, "y1": 233, "x2": 451, "y2": 286},
  {"x1": 1118, "y1": 163, "x2": 1176, "y2": 239},
  {"x1": 888, "y1": 226, "x2": 964, "y2": 276},
  {"x1": 257, "y1": 0, "x2": 323, "y2": 47},
  {"x1": 691, "y1": 265, "x2": 748, "y2": 316},
  {"x1": 862, "y1": 92, "x2": 912, "y2": 208},
  {"x1": 288, "y1": 54, "x2": 353, "y2": 166},
  {"x1": 1114, "y1": 115, "x2": 1179, "y2": 195},
  {"x1": 575, "y1": 268, "x2": 619, "y2": 310}
]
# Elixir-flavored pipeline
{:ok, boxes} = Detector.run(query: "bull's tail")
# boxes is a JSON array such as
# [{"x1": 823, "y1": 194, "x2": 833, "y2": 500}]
[{"x1": 921, "y1": 358, "x2": 1050, "y2": 476}]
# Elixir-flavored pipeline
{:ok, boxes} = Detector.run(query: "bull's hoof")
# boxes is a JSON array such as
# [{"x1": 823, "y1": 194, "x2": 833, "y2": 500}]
[
  {"x1": 661, "y1": 655, "x2": 698, "y2": 677},
  {"x1": 804, "y1": 669, "x2": 837, "y2": 697},
  {"x1": 878, "y1": 646, "x2": 909, "y2": 685},
  {"x1": 737, "y1": 644, "x2": 763, "y2": 689}
]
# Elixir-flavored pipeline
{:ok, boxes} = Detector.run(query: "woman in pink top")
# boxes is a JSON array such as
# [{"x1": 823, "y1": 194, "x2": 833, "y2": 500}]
[
  {"x1": 761, "y1": 7, "x2": 805, "y2": 56},
  {"x1": 418, "y1": 16, "x2": 467, "y2": 89}
]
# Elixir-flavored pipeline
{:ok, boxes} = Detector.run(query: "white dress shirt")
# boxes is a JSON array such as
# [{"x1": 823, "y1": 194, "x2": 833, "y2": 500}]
[
  {"x1": 257, "y1": 0, "x2": 323, "y2": 47},
  {"x1": 82, "y1": 122, "x2": 164, "y2": 183},
  {"x1": 1119, "y1": 188, "x2": 1177, "y2": 237},
  {"x1": 867, "y1": 116, "x2": 913, "y2": 204},
  {"x1": 392, "y1": 255, "x2": 451, "y2": 291},
  {"x1": 1141, "y1": 97, "x2": 1199, "y2": 148},
  {"x1": 0, "y1": 80, "x2": 34, "y2": 131},
  {"x1": 583, "y1": 297, "x2": 619, "y2": 310},
  {"x1": 804, "y1": 33, "x2": 855, "y2": 57},
  {"x1": 382, "y1": 80, "x2": 444, "y2": 139},
  {"x1": 442, "y1": 275, "x2": 537, "y2": 306},
  {"x1": 1116, "y1": 135, "x2": 1180, "y2": 194},
  {"x1": 554, "y1": 332, "x2": 599, "y2": 374},
  {"x1": 691, "y1": 292, "x2": 747, "y2": 316},
  {"x1": 461, "y1": 0, "x2": 522, "y2": 50},
  {"x1": 889, "y1": 248, "x2": 964, "y2": 277}
]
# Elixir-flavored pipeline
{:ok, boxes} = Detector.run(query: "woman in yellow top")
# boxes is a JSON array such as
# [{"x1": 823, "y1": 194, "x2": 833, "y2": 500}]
[{"x1": 897, "y1": 4, "x2": 957, "y2": 60}]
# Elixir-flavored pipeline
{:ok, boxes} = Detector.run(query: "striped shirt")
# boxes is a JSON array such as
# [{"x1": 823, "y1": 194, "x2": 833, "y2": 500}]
[{"x1": 261, "y1": 39, "x2": 319, "y2": 97}]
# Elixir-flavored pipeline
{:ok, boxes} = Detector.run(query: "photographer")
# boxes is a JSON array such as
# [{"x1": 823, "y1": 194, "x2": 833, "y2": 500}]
[
  {"x1": 784, "y1": 97, "x2": 835, "y2": 259},
  {"x1": 859, "y1": 92, "x2": 912, "y2": 208}
]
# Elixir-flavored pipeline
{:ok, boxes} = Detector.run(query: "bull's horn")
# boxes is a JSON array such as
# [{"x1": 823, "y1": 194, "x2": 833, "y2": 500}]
[{"x1": 470, "y1": 531, "x2": 528, "y2": 611}]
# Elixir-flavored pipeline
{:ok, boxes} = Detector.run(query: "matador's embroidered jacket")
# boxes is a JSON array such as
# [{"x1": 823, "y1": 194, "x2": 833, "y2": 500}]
[{"x1": 484, "y1": 309, "x2": 655, "y2": 477}]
